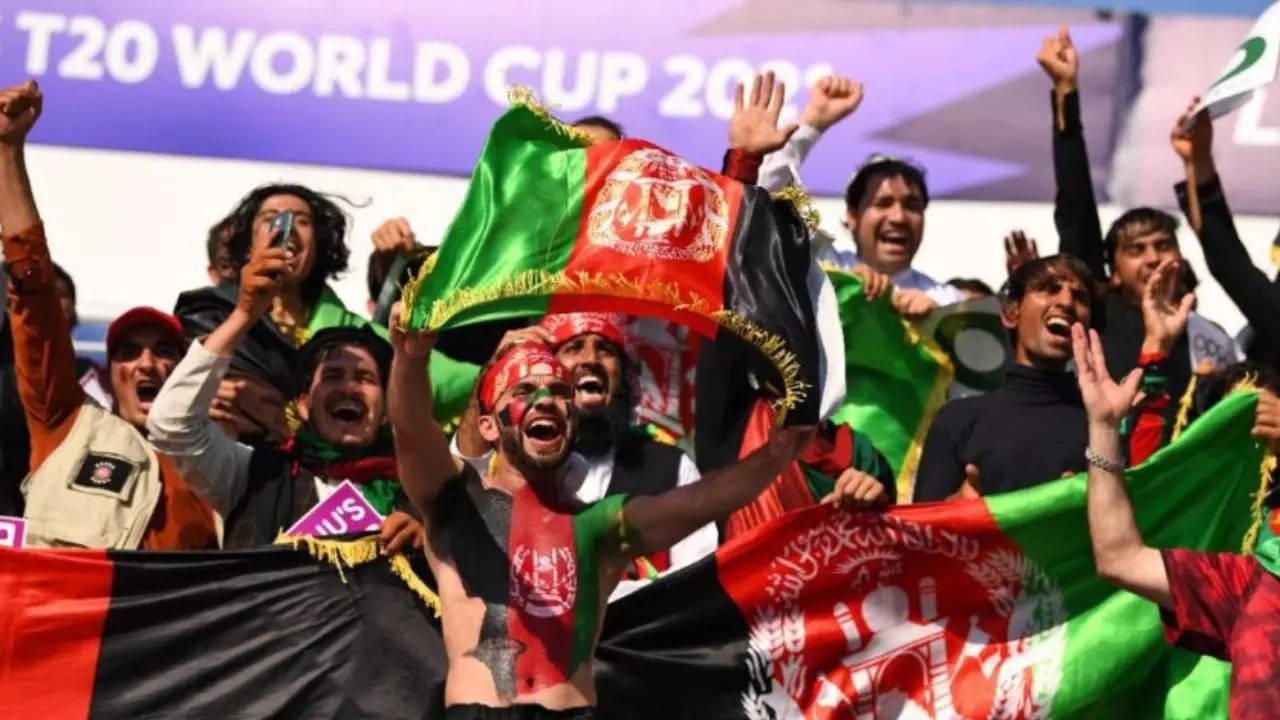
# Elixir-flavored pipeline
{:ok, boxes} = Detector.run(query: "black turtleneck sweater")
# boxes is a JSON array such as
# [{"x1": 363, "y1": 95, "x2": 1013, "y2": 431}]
[{"x1": 913, "y1": 365, "x2": 1086, "y2": 502}]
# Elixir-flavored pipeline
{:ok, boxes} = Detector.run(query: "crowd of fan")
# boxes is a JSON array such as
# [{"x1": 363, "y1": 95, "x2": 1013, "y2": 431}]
[{"x1": 1, "y1": 24, "x2": 1278, "y2": 716}]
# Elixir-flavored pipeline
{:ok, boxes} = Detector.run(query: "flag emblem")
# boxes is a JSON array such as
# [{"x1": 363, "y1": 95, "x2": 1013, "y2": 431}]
[
  {"x1": 91, "y1": 461, "x2": 117, "y2": 485},
  {"x1": 509, "y1": 545, "x2": 577, "y2": 619},
  {"x1": 740, "y1": 513, "x2": 1066, "y2": 719},
  {"x1": 587, "y1": 147, "x2": 729, "y2": 263}
]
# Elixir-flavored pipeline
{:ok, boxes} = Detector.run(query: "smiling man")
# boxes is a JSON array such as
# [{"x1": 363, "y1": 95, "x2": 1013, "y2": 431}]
[
  {"x1": 386, "y1": 312, "x2": 812, "y2": 718},
  {"x1": 148, "y1": 243, "x2": 424, "y2": 550},
  {"x1": 0, "y1": 78, "x2": 217, "y2": 549},
  {"x1": 453, "y1": 312, "x2": 715, "y2": 601},
  {"x1": 914, "y1": 253, "x2": 1195, "y2": 501}
]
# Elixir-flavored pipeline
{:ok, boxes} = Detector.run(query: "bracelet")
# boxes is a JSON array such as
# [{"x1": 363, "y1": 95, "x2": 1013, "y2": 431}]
[{"x1": 1084, "y1": 447, "x2": 1124, "y2": 474}]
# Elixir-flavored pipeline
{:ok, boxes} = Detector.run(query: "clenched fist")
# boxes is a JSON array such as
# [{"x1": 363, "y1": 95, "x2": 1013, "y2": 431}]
[
  {"x1": 0, "y1": 79, "x2": 43, "y2": 146},
  {"x1": 799, "y1": 76, "x2": 864, "y2": 132}
]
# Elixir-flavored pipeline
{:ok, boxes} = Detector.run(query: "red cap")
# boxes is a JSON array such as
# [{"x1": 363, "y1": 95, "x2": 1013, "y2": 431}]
[
  {"x1": 538, "y1": 312, "x2": 627, "y2": 351},
  {"x1": 106, "y1": 307, "x2": 187, "y2": 359}
]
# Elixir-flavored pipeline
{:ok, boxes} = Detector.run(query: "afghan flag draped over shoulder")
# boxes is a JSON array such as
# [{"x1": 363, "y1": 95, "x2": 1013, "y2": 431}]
[
  {"x1": 596, "y1": 390, "x2": 1268, "y2": 719},
  {"x1": 825, "y1": 269, "x2": 953, "y2": 502},
  {"x1": 401, "y1": 96, "x2": 820, "y2": 422}
]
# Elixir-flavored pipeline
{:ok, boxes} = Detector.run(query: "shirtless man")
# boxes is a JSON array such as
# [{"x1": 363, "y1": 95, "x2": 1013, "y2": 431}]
[{"x1": 386, "y1": 306, "x2": 811, "y2": 718}]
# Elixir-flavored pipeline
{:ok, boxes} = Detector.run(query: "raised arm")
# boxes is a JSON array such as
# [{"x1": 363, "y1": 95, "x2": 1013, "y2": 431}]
[
  {"x1": 617, "y1": 425, "x2": 812, "y2": 557},
  {"x1": 388, "y1": 304, "x2": 463, "y2": 513},
  {"x1": 146, "y1": 246, "x2": 289, "y2": 516},
  {"x1": 0, "y1": 79, "x2": 86, "y2": 464},
  {"x1": 1073, "y1": 323, "x2": 1172, "y2": 608},
  {"x1": 1039, "y1": 26, "x2": 1107, "y2": 280},
  {"x1": 756, "y1": 75, "x2": 862, "y2": 192},
  {"x1": 1172, "y1": 102, "x2": 1280, "y2": 341}
]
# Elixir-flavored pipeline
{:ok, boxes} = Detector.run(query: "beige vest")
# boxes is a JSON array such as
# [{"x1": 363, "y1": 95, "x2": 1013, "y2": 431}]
[{"x1": 21, "y1": 403, "x2": 162, "y2": 549}]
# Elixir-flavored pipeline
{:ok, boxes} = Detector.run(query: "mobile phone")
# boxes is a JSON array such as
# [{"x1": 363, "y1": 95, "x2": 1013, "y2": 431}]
[{"x1": 268, "y1": 211, "x2": 294, "y2": 249}]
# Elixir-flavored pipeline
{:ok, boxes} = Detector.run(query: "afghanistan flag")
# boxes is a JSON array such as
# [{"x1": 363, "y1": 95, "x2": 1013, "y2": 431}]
[
  {"x1": 597, "y1": 390, "x2": 1266, "y2": 719},
  {"x1": 0, "y1": 537, "x2": 447, "y2": 719},
  {"x1": 825, "y1": 269, "x2": 954, "y2": 502},
  {"x1": 400, "y1": 95, "x2": 820, "y2": 422}
]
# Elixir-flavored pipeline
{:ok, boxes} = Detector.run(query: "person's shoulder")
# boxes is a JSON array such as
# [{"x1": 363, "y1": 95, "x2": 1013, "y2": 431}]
[{"x1": 933, "y1": 393, "x2": 992, "y2": 424}]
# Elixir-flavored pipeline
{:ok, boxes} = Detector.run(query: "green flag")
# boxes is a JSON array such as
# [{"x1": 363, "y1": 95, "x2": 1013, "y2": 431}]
[{"x1": 825, "y1": 268, "x2": 954, "y2": 501}]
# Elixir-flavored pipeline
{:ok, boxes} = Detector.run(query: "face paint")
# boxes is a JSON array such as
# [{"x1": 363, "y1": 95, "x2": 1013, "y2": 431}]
[{"x1": 499, "y1": 387, "x2": 552, "y2": 428}]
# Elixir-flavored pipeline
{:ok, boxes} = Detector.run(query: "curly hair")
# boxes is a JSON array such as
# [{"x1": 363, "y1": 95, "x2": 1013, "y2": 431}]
[{"x1": 223, "y1": 183, "x2": 351, "y2": 304}]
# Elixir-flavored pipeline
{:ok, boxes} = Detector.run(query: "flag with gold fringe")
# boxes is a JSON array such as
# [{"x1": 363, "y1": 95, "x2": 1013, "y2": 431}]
[{"x1": 400, "y1": 93, "x2": 821, "y2": 423}]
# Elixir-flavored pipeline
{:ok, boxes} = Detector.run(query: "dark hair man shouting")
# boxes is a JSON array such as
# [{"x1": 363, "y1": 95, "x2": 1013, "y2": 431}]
[{"x1": 387, "y1": 308, "x2": 811, "y2": 717}]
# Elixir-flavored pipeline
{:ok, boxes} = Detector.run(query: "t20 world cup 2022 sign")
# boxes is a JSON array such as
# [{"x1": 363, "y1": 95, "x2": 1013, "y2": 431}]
[{"x1": 0, "y1": 0, "x2": 1126, "y2": 201}]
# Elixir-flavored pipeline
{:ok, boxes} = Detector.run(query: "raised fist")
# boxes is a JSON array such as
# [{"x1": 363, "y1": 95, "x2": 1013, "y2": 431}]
[
  {"x1": 799, "y1": 76, "x2": 864, "y2": 132},
  {"x1": 0, "y1": 80, "x2": 43, "y2": 146},
  {"x1": 1036, "y1": 25, "x2": 1079, "y2": 93}
]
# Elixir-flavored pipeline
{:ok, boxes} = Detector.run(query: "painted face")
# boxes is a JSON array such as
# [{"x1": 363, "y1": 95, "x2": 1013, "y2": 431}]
[
  {"x1": 109, "y1": 327, "x2": 183, "y2": 430},
  {"x1": 494, "y1": 374, "x2": 576, "y2": 475},
  {"x1": 847, "y1": 175, "x2": 926, "y2": 276},
  {"x1": 1004, "y1": 270, "x2": 1092, "y2": 368},
  {"x1": 299, "y1": 344, "x2": 385, "y2": 448},
  {"x1": 250, "y1": 193, "x2": 317, "y2": 287},
  {"x1": 1111, "y1": 228, "x2": 1180, "y2": 302}
]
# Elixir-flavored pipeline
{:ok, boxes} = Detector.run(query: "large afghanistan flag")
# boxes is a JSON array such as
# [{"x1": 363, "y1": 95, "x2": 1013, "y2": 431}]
[
  {"x1": 0, "y1": 537, "x2": 447, "y2": 719},
  {"x1": 825, "y1": 269, "x2": 954, "y2": 502},
  {"x1": 400, "y1": 94, "x2": 820, "y2": 422},
  {"x1": 596, "y1": 390, "x2": 1265, "y2": 719}
]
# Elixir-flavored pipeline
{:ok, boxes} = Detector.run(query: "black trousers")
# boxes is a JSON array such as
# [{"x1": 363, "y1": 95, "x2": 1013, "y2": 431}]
[{"x1": 444, "y1": 704, "x2": 597, "y2": 720}]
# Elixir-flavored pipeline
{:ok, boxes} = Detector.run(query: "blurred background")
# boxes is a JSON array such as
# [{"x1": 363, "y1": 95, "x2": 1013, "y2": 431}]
[{"x1": 2, "y1": 0, "x2": 1278, "y2": 358}]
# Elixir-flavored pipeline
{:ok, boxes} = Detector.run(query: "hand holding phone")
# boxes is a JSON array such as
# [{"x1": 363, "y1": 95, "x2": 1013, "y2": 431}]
[{"x1": 268, "y1": 210, "x2": 294, "y2": 249}]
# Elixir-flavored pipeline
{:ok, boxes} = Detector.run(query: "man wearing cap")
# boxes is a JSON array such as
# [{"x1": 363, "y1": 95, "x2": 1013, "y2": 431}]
[
  {"x1": 387, "y1": 313, "x2": 813, "y2": 718},
  {"x1": 454, "y1": 312, "x2": 715, "y2": 600},
  {"x1": 147, "y1": 243, "x2": 423, "y2": 550},
  {"x1": 0, "y1": 78, "x2": 217, "y2": 548}
]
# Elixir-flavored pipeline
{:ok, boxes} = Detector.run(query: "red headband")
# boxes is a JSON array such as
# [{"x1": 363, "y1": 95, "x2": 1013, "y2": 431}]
[
  {"x1": 479, "y1": 342, "x2": 568, "y2": 412},
  {"x1": 539, "y1": 312, "x2": 627, "y2": 350}
]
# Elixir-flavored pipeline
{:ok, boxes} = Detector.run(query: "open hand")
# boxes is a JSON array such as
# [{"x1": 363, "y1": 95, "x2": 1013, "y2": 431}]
[
  {"x1": 1036, "y1": 25, "x2": 1078, "y2": 94},
  {"x1": 379, "y1": 511, "x2": 425, "y2": 554},
  {"x1": 799, "y1": 76, "x2": 863, "y2": 132},
  {"x1": 729, "y1": 71, "x2": 799, "y2": 156},
  {"x1": 821, "y1": 468, "x2": 890, "y2": 509},
  {"x1": 1139, "y1": 258, "x2": 1195, "y2": 356},
  {"x1": 1004, "y1": 230, "x2": 1040, "y2": 276},
  {"x1": 0, "y1": 79, "x2": 42, "y2": 146},
  {"x1": 1073, "y1": 323, "x2": 1142, "y2": 427}
]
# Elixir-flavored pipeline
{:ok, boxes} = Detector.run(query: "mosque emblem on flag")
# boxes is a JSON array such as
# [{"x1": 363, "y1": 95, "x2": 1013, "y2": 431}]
[
  {"x1": 510, "y1": 545, "x2": 577, "y2": 619},
  {"x1": 587, "y1": 147, "x2": 729, "y2": 263},
  {"x1": 740, "y1": 514, "x2": 1066, "y2": 720}
]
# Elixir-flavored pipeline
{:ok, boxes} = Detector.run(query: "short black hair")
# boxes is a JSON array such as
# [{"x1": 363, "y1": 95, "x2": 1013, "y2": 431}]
[
  {"x1": 296, "y1": 325, "x2": 393, "y2": 392},
  {"x1": 999, "y1": 254, "x2": 1097, "y2": 316},
  {"x1": 366, "y1": 248, "x2": 435, "y2": 303},
  {"x1": 845, "y1": 156, "x2": 929, "y2": 211},
  {"x1": 51, "y1": 262, "x2": 78, "y2": 328},
  {"x1": 946, "y1": 278, "x2": 994, "y2": 298},
  {"x1": 224, "y1": 184, "x2": 352, "y2": 304},
  {"x1": 572, "y1": 115, "x2": 624, "y2": 139},
  {"x1": 205, "y1": 215, "x2": 234, "y2": 268},
  {"x1": 1103, "y1": 207, "x2": 1179, "y2": 275}
]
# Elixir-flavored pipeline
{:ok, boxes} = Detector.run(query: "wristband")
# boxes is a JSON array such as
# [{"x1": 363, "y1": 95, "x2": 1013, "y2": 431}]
[{"x1": 1084, "y1": 447, "x2": 1124, "y2": 474}]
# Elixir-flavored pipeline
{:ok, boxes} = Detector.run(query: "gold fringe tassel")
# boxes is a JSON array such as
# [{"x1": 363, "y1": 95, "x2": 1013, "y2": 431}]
[
  {"x1": 506, "y1": 86, "x2": 594, "y2": 146},
  {"x1": 275, "y1": 533, "x2": 441, "y2": 616},
  {"x1": 896, "y1": 324, "x2": 956, "y2": 504},
  {"x1": 403, "y1": 268, "x2": 808, "y2": 423},
  {"x1": 1169, "y1": 373, "x2": 1199, "y2": 443},
  {"x1": 771, "y1": 185, "x2": 821, "y2": 235},
  {"x1": 1243, "y1": 450, "x2": 1275, "y2": 554}
]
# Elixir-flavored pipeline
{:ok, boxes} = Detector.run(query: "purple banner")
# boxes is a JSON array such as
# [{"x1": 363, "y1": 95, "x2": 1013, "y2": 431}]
[
  {"x1": 0, "y1": 516, "x2": 27, "y2": 549},
  {"x1": 286, "y1": 481, "x2": 382, "y2": 537},
  {"x1": 0, "y1": 0, "x2": 1125, "y2": 199}
]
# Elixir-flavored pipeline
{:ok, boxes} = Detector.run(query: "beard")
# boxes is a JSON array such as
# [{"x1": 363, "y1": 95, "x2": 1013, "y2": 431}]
[
  {"x1": 572, "y1": 389, "x2": 631, "y2": 458},
  {"x1": 498, "y1": 417, "x2": 571, "y2": 478}
]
